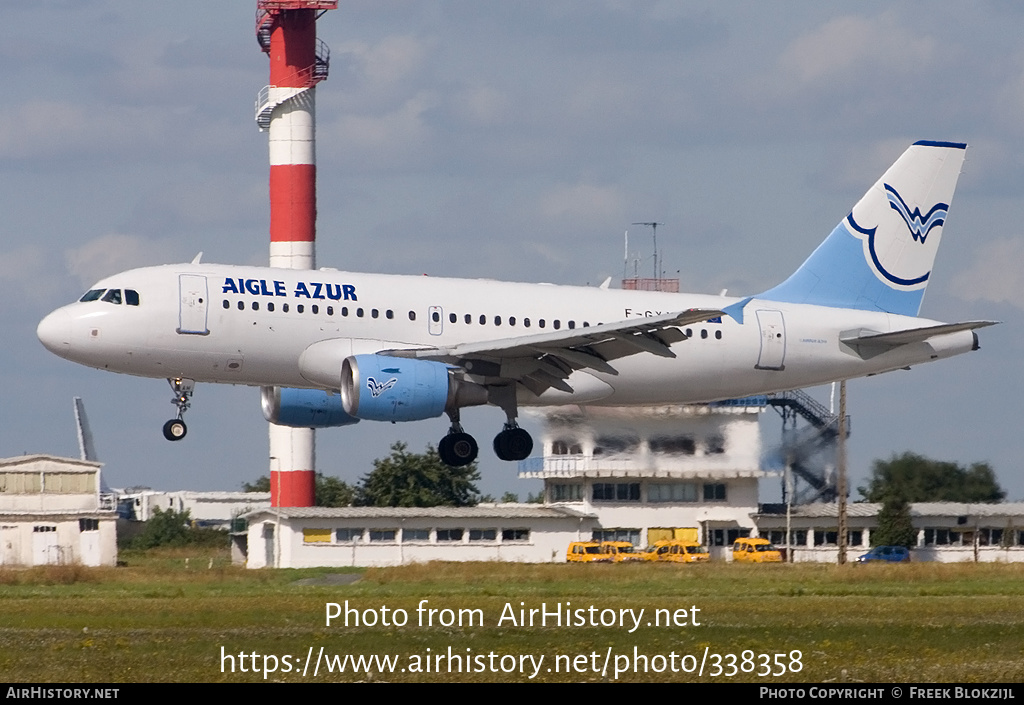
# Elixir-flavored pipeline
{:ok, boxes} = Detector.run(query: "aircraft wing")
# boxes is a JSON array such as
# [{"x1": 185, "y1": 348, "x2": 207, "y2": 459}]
[
  {"x1": 840, "y1": 320, "x2": 998, "y2": 359},
  {"x1": 380, "y1": 308, "x2": 723, "y2": 395}
]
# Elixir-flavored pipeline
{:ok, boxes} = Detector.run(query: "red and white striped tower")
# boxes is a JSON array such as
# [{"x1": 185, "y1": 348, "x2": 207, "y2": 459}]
[{"x1": 255, "y1": 1, "x2": 336, "y2": 507}]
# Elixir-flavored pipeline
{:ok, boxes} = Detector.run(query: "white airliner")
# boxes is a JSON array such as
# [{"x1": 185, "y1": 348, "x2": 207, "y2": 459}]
[{"x1": 37, "y1": 141, "x2": 994, "y2": 467}]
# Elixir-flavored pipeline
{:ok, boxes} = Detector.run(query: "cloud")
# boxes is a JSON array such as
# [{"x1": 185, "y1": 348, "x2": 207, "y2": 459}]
[
  {"x1": 952, "y1": 238, "x2": 1024, "y2": 309},
  {"x1": 64, "y1": 233, "x2": 172, "y2": 288},
  {"x1": 539, "y1": 182, "x2": 627, "y2": 226},
  {"x1": 777, "y1": 13, "x2": 936, "y2": 88}
]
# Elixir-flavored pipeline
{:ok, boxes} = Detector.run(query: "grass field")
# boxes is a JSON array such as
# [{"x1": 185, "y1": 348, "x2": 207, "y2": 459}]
[{"x1": 2, "y1": 547, "x2": 1023, "y2": 682}]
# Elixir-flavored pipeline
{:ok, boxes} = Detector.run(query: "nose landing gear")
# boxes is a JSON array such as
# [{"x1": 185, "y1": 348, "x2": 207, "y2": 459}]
[{"x1": 163, "y1": 377, "x2": 194, "y2": 441}]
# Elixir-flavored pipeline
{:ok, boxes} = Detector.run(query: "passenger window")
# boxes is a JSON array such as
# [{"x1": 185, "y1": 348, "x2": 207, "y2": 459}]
[
  {"x1": 539, "y1": 319, "x2": 546, "y2": 329},
  {"x1": 465, "y1": 314, "x2": 472, "y2": 324},
  {"x1": 312, "y1": 304, "x2": 319, "y2": 314},
  {"x1": 568, "y1": 320, "x2": 575, "y2": 329},
  {"x1": 125, "y1": 289, "x2": 140, "y2": 306},
  {"x1": 237, "y1": 301, "x2": 245, "y2": 311},
  {"x1": 479, "y1": 315, "x2": 486, "y2": 325},
  {"x1": 553, "y1": 320, "x2": 561, "y2": 330},
  {"x1": 715, "y1": 330, "x2": 722, "y2": 340},
  {"x1": 524, "y1": 318, "x2": 531, "y2": 328},
  {"x1": 449, "y1": 313, "x2": 457, "y2": 324},
  {"x1": 297, "y1": 304, "x2": 305, "y2": 313},
  {"x1": 509, "y1": 316, "x2": 516, "y2": 326},
  {"x1": 432, "y1": 311, "x2": 440, "y2": 323},
  {"x1": 283, "y1": 303, "x2": 290, "y2": 313},
  {"x1": 408, "y1": 311, "x2": 415, "y2": 321},
  {"x1": 268, "y1": 302, "x2": 275, "y2": 312},
  {"x1": 494, "y1": 316, "x2": 502, "y2": 326},
  {"x1": 371, "y1": 309, "x2": 379, "y2": 318},
  {"x1": 327, "y1": 306, "x2": 333, "y2": 315},
  {"x1": 701, "y1": 329, "x2": 708, "y2": 339},
  {"x1": 386, "y1": 310, "x2": 393, "y2": 320},
  {"x1": 356, "y1": 308, "x2": 364, "y2": 318},
  {"x1": 342, "y1": 307, "x2": 349, "y2": 317},
  {"x1": 79, "y1": 289, "x2": 105, "y2": 302},
  {"x1": 222, "y1": 300, "x2": 230, "y2": 309},
  {"x1": 252, "y1": 302, "x2": 259, "y2": 311},
  {"x1": 101, "y1": 289, "x2": 122, "y2": 305}
]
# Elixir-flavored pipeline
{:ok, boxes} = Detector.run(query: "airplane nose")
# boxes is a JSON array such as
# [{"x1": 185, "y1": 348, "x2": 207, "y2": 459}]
[{"x1": 37, "y1": 308, "x2": 72, "y2": 357}]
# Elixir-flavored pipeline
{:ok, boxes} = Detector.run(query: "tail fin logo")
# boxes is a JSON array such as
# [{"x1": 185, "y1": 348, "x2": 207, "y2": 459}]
[{"x1": 884, "y1": 184, "x2": 948, "y2": 244}]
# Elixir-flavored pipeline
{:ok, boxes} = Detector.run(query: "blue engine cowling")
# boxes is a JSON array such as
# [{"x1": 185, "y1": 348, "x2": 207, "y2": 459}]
[
  {"x1": 261, "y1": 386, "x2": 360, "y2": 428},
  {"x1": 340, "y1": 355, "x2": 462, "y2": 422}
]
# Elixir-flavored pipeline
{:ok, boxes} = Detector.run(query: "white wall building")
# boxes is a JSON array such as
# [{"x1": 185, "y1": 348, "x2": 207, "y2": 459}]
[
  {"x1": 240, "y1": 505, "x2": 596, "y2": 568},
  {"x1": 518, "y1": 402, "x2": 771, "y2": 559},
  {"x1": 753, "y1": 501, "x2": 1024, "y2": 563},
  {"x1": 0, "y1": 455, "x2": 117, "y2": 567},
  {"x1": 122, "y1": 490, "x2": 270, "y2": 529}
]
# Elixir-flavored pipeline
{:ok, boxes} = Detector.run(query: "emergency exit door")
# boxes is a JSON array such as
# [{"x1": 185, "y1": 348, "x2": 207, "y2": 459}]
[
  {"x1": 755, "y1": 309, "x2": 786, "y2": 370},
  {"x1": 178, "y1": 274, "x2": 210, "y2": 335}
]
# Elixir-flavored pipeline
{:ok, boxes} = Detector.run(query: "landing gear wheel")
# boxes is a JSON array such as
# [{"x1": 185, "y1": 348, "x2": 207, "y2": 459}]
[
  {"x1": 163, "y1": 418, "x2": 187, "y2": 441},
  {"x1": 493, "y1": 427, "x2": 533, "y2": 462},
  {"x1": 439, "y1": 432, "x2": 478, "y2": 466}
]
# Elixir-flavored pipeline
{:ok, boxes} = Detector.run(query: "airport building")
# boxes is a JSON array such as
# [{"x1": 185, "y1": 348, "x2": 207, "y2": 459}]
[
  {"x1": 238, "y1": 505, "x2": 596, "y2": 568},
  {"x1": 0, "y1": 455, "x2": 117, "y2": 567}
]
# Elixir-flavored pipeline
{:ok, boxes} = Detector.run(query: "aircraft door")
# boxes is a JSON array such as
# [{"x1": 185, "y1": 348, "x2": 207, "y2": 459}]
[
  {"x1": 428, "y1": 306, "x2": 444, "y2": 336},
  {"x1": 177, "y1": 274, "x2": 210, "y2": 335},
  {"x1": 755, "y1": 309, "x2": 786, "y2": 370}
]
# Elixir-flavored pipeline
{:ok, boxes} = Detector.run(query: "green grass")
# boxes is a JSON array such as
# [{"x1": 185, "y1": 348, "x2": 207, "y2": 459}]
[{"x1": 1, "y1": 548, "x2": 1023, "y2": 682}]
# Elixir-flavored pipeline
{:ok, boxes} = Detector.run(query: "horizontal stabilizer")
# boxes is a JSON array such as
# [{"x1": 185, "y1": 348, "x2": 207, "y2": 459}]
[{"x1": 840, "y1": 320, "x2": 997, "y2": 359}]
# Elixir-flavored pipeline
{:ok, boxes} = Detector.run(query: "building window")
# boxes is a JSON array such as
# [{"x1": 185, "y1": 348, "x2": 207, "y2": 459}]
[
  {"x1": 923, "y1": 528, "x2": 962, "y2": 546},
  {"x1": 592, "y1": 529, "x2": 640, "y2": 547},
  {"x1": 436, "y1": 529, "x2": 464, "y2": 542},
  {"x1": 648, "y1": 482, "x2": 699, "y2": 503},
  {"x1": 848, "y1": 530, "x2": 864, "y2": 546},
  {"x1": 706, "y1": 435, "x2": 726, "y2": 454},
  {"x1": 33, "y1": 525, "x2": 57, "y2": 533},
  {"x1": 814, "y1": 530, "x2": 838, "y2": 546},
  {"x1": 768, "y1": 530, "x2": 787, "y2": 545},
  {"x1": 593, "y1": 436, "x2": 639, "y2": 455},
  {"x1": 335, "y1": 528, "x2": 364, "y2": 542},
  {"x1": 593, "y1": 483, "x2": 640, "y2": 502},
  {"x1": 303, "y1": 528, "x2": 332, "y2": 543},
  {"x1": 649, "y1": 436, "x2": 695, "y2": 455},
  {"x1": 79, "y1": 518, "x2": 99, "y2": 532},
  {"x1": 402, "y1": 529, "x2": 429, "y2": 542},
  {"x1": 789, "y1": 530, "x2": 807, "y2": 546},
  {"x1": 368, "y1": 529, "x2": 397, "y2": 543},
  {"x1": 551, "y1": 484, "x2": 583, "y2": 502},
  {"x1": 703, "y1": 483, "x2": 727, "y2": 501},
  {"x1": 502, "y1": 529, "x2": 530, "y2": 542},
  {"x1": 469, "y1": 529, "x2": 497, "y2": 542},
  {"x1": 710, "y1": 528, "x2": 749, "y2": 546}
]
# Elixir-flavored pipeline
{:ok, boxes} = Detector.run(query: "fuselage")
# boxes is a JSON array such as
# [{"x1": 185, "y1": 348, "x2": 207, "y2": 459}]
[{"x1": 36, "y1": 262, "x2": 977, "y2": 407}]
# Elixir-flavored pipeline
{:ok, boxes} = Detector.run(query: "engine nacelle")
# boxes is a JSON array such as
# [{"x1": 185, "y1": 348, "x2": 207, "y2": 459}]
[
  {"x1": 341, "y1": 354, "x2": 487, "y2": 422},
  {"x1": 261, "y1": 386, "x2": 360, "y2": 428}
]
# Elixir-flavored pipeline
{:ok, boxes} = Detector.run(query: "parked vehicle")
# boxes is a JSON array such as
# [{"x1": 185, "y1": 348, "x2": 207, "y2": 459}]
[
  {"x1": 566, "y1": 541, "x2": 612, "y2": 563},
  {"x1": 601, "y1": 541, "x2": 644, "y2": 562},
  {"x1": 732, "y1": 537, "x2": 783, "y2": 563},
  {"x1": 646, "y1": 539, "x2": 710, "y2": 563},
  {"x1": 856, "y1": 545, "x2": 911, "y2": 563}
]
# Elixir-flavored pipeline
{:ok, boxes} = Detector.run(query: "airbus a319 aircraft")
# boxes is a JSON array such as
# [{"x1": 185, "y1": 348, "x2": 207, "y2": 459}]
[{"x1": 37, "y1": 141, "x2": 994, "y2": 467}]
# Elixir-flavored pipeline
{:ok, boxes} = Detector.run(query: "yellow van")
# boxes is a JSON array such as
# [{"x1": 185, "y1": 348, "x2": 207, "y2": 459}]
[
  {"x1": 732, "y1": 537, "x2": 783, "y2": 563},
  {"x1": 647, "y1": 540, "x2": 709, "y2": 563},
  {"x1": 601, "y1": 541, "x2": 644, "y2": 562},
  {"x1": 567, "y1": 541, "x2": 613, "y2": 563}
]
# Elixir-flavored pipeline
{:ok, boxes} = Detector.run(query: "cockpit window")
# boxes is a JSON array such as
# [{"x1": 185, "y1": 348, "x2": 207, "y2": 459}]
[
  {"x1": 79, "y1": 289, "x2": 105, "y2": 302},
  {"x1": 101, "y1": 289, "x2": 122, "y2": 305},
  {"x1": 125, "y1": 289, "x2": 140, "y2": 306}
]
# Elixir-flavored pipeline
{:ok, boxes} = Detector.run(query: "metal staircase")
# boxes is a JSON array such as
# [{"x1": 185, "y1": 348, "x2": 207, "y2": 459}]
[{"x1": 766, "y1": 389, "x2": 850, "y2": 504}]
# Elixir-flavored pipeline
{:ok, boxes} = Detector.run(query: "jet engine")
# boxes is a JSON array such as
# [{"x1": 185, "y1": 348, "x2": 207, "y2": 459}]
[
  {"x1": 261, "y1": 386, "x2": 360, "y2": 428},
  {"x1": 340, "y1": 354, "x2": 487, "y2": 422}
]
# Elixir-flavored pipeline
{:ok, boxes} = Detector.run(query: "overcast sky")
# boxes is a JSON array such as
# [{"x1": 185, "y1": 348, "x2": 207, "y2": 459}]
[{"x1": 4, "y1": 1, "x2": 1023, "y2": 500}]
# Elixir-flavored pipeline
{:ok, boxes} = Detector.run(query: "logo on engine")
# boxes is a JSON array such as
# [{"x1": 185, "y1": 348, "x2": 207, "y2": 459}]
[{"x1": 366, "y1": 376, "x2": 398, "y2": 398}]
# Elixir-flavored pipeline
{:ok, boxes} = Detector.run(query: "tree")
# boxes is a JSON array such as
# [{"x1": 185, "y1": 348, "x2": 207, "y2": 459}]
[
  {"x1": 130, "y1": 507, "x2": 192, "y2": 549},
  {"x1": 355, "y1": 442, "x2": 480, "y2": 507},
  {"x1": 858, "y1": 452, "x2": 1005, "y2": 503},
  {"x1": 871, "y1": 496, "x2": 917, "y2": 548},
  {"x1": 241, "y1": 473, "x2": 354, "y2": 507}
]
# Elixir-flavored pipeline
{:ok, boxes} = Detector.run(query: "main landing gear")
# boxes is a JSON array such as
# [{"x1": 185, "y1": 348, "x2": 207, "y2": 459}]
[
  {"x1": 435, "y1": 390, "x2": 534, "y2": 467},
  {"x1": 162, "y1": 377, "x2": 194, "y2": 441}
]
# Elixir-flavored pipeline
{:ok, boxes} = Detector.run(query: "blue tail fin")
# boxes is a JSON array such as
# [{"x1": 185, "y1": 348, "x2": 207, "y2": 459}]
[{"x1": 758, "y1": 141, "x2": 966, "y2": 317}]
